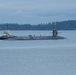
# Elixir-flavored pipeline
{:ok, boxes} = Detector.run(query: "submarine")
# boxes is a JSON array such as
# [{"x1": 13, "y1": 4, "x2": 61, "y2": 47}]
[{"x1": 0, "y1": 25, "x2": 65, "y2": 40}]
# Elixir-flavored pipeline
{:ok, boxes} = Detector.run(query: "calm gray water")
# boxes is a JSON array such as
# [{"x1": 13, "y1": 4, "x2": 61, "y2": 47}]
[{"x1": 0, "y1": 31, "x2": 76, "y2": 75}]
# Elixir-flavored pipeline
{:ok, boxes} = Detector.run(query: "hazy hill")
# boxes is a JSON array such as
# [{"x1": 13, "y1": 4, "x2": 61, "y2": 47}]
[{"x1": 0, "y1": 20, "x2": 76, "y2": 30}]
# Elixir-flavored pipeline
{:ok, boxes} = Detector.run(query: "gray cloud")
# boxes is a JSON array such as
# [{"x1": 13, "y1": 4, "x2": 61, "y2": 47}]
[{"x1": 0, "y1": 0, "x2": 76, "y2": 24}]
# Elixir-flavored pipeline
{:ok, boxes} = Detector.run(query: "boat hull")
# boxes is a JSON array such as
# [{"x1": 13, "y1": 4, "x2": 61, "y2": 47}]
[{"x1": 0, "y1": 36, "x2": 65, "y2": 40}]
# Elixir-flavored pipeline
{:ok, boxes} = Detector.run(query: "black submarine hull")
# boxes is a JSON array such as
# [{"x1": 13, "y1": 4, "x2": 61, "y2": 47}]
[{"x1": 0, "y1": 35, "x2": 65, "y2": 40}]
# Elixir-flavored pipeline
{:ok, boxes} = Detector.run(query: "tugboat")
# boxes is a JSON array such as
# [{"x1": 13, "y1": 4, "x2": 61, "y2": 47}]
[
  {"x1": 0, "y1": 30, "x2": 17, "y2": 40},
  {"x1": 0, "y1": 24, "x2": 65, "y2": 40}
]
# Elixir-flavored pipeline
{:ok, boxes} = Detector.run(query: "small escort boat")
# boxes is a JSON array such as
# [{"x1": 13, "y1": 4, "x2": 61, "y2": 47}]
[
  {"x1": 0, "y1": 31, "x2": 17, "y2": 40},
  {"x1": 0, "y1": 25, "x2": 65, "y2": 40}
]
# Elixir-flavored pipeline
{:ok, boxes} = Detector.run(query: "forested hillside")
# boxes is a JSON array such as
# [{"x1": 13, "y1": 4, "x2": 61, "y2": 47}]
[{"x1": 0, "y1": 20, "x2": 76, "y2": 30}]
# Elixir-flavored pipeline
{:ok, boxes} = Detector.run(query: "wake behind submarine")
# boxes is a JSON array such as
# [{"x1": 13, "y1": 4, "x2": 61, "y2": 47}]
[{"x1": 0, "y1": 25, "x2": 65, "y2": 40}]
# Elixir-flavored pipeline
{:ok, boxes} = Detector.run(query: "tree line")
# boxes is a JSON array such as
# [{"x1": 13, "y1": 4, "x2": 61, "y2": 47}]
[{"x1": 0, "y1": 20, "x2": 76, "y2": 30}]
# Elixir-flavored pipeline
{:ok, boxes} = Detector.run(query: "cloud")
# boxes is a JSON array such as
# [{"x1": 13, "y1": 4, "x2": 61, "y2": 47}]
[{"x1": 0, "y1": 0, "x2": 76, "y2": 24}]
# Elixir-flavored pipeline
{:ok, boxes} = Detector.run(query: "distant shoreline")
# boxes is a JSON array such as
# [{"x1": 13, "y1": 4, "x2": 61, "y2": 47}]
[
  {"x1": 0, "y1": 20, "x2": 76, "y2": 30},
  {"x1": 0, "y1": 29, "x2": 76, "y2": 31}
]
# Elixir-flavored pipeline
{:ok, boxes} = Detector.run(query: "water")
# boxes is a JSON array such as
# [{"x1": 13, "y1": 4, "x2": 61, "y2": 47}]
[{"x1": 0, "y1": 31, "x2": 76, "y2": 75}]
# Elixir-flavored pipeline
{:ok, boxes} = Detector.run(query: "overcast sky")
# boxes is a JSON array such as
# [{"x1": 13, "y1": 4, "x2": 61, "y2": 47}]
[{"x1": 0, "y1": 0, "x2": 76, "y2": 24}]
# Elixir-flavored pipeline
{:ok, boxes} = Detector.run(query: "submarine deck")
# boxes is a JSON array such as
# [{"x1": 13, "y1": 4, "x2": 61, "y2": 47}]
[{"x1": 0, "y1": 35, "x2": 65, "y2": 40}]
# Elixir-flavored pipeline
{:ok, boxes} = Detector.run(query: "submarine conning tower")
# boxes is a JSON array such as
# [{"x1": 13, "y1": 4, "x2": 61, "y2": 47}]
[{"x1": 53, "y1": 23, "x2": 58, "y2": 37}]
